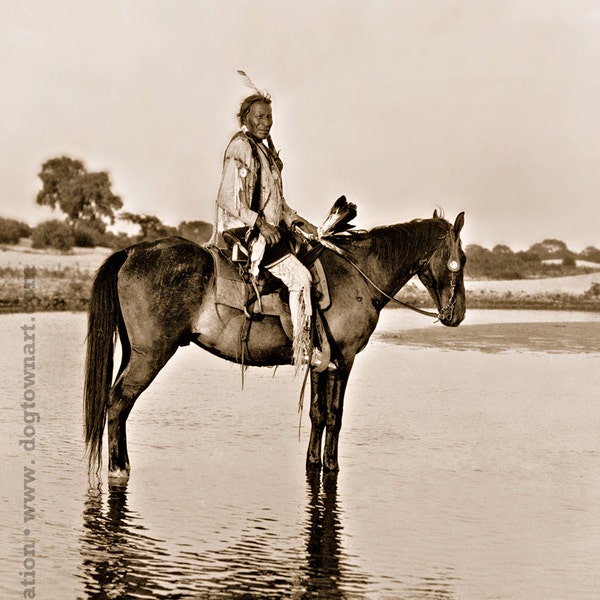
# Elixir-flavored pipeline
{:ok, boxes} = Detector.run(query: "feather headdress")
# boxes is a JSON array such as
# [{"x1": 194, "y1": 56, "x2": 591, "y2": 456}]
[{"x1": 237, "y1": 69, "x2": 270, "y2": 100}]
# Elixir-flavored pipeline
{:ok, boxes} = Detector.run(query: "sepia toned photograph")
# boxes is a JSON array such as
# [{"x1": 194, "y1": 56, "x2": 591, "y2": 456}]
[{"x1": 1, "y1": 1, "x2": 599, "y2": 598}]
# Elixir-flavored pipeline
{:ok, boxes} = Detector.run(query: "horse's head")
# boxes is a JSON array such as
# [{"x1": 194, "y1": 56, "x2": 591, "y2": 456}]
[{"x1": 417, "y1": 211, "x2": 466, "y2": 327}]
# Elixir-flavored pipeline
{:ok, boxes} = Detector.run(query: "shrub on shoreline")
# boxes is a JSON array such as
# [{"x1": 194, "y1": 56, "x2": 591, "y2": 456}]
[
  {"x1": 0, "y1": 266, "x2": 93, "y2": 313},
  {"x1": 31, "y1": 220, "x2": 75, "y2": 251},
  {"x1": 0, "y1": 218, "x2": 31, "y2": 244}
]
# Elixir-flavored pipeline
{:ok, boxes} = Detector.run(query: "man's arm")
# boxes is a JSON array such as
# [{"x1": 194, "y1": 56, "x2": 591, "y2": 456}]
[{"x1": 216, "y1": 137, "x2": 259, "y2": 228}]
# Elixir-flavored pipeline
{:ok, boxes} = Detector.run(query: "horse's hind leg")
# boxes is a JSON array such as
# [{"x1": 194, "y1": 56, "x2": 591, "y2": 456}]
[{"x1": 107, "y1": 344, "x2": 177, "y2": 479}]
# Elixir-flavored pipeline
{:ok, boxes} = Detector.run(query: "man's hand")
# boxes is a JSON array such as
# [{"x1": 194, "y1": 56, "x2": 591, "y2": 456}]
[{"x1": 256, "y1": 217, "x2": 281, "y2": 244}]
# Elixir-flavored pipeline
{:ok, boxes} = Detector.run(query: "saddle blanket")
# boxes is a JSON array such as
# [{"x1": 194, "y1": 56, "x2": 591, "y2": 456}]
[{"x1": 207, "y1": 247, "x2": 331, "y2": 317}]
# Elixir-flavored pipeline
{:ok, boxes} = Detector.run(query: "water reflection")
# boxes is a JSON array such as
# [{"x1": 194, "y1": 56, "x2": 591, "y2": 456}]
[
  {"x1": 378, "y1": 321, "x2": 600, "y2": 354},
  {"x1": 80, "y1": 482, "x2": 177, "y2": 599},
  {"x1": 79, "y1": 475, "x2": 369, "y2": 599},
  {"x1": 294, "y1": 471, "x2": 360, "y2": 598}
]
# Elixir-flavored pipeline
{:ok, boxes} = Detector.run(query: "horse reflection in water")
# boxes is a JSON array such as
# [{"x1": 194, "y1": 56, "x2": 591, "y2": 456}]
[
  {"x1": 79, "y1": 485, "x2": 173, "y2": 599},
  {"x1": 294, "y1": 472, "x2": 361, "y2": 598},
  {"x1": 79, "y1": 477, "x2": 366, "y2": 598}
]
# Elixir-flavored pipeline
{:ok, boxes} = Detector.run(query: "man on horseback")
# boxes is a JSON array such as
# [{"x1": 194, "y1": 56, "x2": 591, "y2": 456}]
[{"x1": 212, "y1": 84, "x2": 321, "y2": 368}]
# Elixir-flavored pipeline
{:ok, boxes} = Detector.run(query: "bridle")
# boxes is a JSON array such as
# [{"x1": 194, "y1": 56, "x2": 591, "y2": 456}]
[
  {"x1": 435, "y1": 264, "x2": 459, "y2": 322},
  {"x1": 320, "y1": 226, "x2": 462, "y2": 321}
]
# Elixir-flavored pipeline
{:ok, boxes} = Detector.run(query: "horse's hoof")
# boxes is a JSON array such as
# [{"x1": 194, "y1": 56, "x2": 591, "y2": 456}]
[
  {"x1": 306, "y1": 461, "x2": 322, "y2": 472},
  {"x1": 323, "y1": 461, "x2": 340, "y2": 474},
  {"x1": 108, "y1": 468, "x2": 130, "y2": 480}
]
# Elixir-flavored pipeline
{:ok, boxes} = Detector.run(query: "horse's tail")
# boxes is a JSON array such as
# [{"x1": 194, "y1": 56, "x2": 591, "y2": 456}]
[{"x1": 84, "y1": 249, "x2": 129, "y2": 474}]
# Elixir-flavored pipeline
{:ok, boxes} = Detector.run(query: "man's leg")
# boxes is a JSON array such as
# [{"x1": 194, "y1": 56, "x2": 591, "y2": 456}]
[{"x1": 266, "y1": 253, "x2": 312, "y2": 369}]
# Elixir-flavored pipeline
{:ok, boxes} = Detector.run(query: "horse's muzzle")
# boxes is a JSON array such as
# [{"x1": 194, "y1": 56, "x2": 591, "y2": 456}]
[{"x1": 438, "y1": 300, "x2": 465, "y2": 327}]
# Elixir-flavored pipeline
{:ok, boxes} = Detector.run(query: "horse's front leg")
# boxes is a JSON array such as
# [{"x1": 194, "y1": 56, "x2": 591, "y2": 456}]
[
  {"x1": 323, "y1": 370, "x2": 350, "y2": 473},
  {"x1": 306, "y1": 370, "x2": 328, "y2": 470}
]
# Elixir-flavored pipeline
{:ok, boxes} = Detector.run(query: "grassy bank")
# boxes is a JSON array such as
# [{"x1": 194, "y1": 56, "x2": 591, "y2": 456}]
[
  {"x1": 395, "y1": 278, "x2": 600, "y2": 312},
  {"x1": 2, "y1": 263, "x2": 600, "y2": 314},
  {"x1": 0, "y1": 266, "x2": 93, "y2": 313}
]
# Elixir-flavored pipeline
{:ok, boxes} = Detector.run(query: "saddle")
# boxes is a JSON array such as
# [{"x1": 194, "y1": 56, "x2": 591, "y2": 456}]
[{"x1": 206, "y1": 230, "x2": 332, "y2": 370}]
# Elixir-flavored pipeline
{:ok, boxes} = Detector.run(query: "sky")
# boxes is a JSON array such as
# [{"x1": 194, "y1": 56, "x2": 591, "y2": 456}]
[{"x1": 1, "y1": 0, "x2": 599, "y2": 251}]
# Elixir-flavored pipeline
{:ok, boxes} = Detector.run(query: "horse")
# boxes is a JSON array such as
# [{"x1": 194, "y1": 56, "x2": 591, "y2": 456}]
[{"x1": 84, "y1": 210, "x2": 466, "y2": 480}]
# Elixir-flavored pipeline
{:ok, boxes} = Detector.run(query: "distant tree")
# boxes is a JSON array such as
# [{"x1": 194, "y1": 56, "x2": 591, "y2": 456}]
[
  {"x1": 490, "y1": 244, "x2": 528, "y2": 278},
  {"x1": 464, "y1": 245, "x2": 493, "y2": 278},
  {"x1": 120, "y1": 212, "x2": 177, "y2": 241},
  {"x1": 580, "y1": 246, "x2": 600, "y2": 263},
  {"x1": 72, "y1": 220, "x2": 103, "y2": 248},
  {"x1": 467, "y1": 243, "x2": 540, "y2": 279},
  {"x1": 516, "y1": 250, "x2": 541, "y2": 263},
  {"x1": 465, "y1": 244, "x2": 489, "y2": 259},
  {"x1": 177, "y1": 220, "x2": 213, "y2": 244},
  {"x1": 15, "y1": 219, "x2": 31, "y2": 238},
  {"x1": 103, "y1": 230, "x2": 134, "y2": 250},
  {"x1": 31, "y1": 220, "x2": 75, "y2": 251},
  {"x1": 584, "y1": 282, "x2": 600, "y2": 298},
  {"x1": 492, "y1": 244, "x2": 513, "y2": 255},
  {"x1": 36, "y1": 156, "x2": 123, "y2": 233},
  {"x1": 528, "y1": 239, "x2": 570, "y2": 259},
  {"x1": 0, "y1": 217, "x2": 31, "y2": 244},
  {"x1": 466, "y1": 239, "x2": 590, "y2": 280}
]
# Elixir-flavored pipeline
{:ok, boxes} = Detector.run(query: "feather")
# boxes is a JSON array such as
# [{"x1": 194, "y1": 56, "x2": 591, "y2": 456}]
[
  {"x1": 318, "y1": 196, "x2": 357, "y2": 237},
  {"x1": 237, "y1": 70, "x2": 261, "y2": 95}
]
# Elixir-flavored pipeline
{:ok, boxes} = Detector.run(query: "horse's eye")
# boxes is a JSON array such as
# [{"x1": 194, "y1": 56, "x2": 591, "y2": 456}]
[{"x1": 448, "y1": 259, "x2": 460, "y2": 272}]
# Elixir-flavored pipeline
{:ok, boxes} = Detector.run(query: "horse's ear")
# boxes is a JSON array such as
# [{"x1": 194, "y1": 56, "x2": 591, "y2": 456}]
[
  {"x1": 433, "y1": 209, "x2": 439, "y2": 219},
  {"x1": 454, "y1": 212, "x2": 465, "y2": 236}
]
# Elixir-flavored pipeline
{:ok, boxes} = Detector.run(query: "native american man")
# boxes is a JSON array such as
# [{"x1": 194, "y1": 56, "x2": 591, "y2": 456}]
[{"x1": 212, "y1": 90, "x2": 320, "y2": 367}]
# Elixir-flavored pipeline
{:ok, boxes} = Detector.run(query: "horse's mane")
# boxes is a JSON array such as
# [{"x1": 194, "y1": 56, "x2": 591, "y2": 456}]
[{"x1": 331, "y1": 218, "x2": 449, "y2": 266}]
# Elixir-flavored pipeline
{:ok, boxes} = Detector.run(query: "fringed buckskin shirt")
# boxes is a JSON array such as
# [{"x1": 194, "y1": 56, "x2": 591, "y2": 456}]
[{"x1": 213, "y1": 130, "x2": 298, "y2": 245}]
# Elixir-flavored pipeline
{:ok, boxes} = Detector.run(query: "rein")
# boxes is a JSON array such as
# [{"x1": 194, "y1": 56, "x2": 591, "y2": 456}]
[
  {"x1": 334, "y1": 250, "x2": 441, "y2": 318},
  {"x1": 316, "y1": 230, "x2": 459, "y2": 321}
]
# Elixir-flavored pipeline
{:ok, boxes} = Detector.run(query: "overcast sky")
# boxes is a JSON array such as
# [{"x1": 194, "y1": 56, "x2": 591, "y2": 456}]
[{"x1": 1, "y1": 0, "x2": 599, "y2": 251}]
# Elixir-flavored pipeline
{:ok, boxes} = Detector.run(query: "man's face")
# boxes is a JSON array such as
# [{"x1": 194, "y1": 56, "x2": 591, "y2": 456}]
[{"x1": 245, "y1": 101, "x2": 273, "y2": 140}]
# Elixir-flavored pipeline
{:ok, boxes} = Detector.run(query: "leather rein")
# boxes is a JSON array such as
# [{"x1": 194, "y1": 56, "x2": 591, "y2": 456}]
[{"x1": 316, "y1": 229, "x2": 460, "y2": 321}]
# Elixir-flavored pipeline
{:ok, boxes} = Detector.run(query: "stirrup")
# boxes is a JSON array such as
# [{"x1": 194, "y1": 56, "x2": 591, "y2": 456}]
[
  {"x1": 231, "y1": 242, "x2": 247, "y2": 263},
  {"x1": 311, "y1": 311, "x2": 333, "y2": 372},
  {"x1": 309, "y1": 348, "x2": 336, "y2": 372}
]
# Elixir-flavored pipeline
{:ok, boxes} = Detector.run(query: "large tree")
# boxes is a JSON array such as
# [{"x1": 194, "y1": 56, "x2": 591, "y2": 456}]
[{"x1": 36, "y1": 156, "x2": 123, "y2": 233}]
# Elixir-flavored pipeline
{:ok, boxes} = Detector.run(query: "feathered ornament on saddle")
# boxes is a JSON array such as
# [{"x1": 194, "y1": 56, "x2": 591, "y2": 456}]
[
  {"x1": 318, "y1": 196, "x2": 357, "y2": 238},
  {"x1": 289, "y1": 195, "x2": 358, "y2": 260}
]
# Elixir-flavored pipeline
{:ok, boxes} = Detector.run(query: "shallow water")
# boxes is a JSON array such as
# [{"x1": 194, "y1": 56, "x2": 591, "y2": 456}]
[{"x1": 1, "y1": 310, "x2": 599, "y2": 599}]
